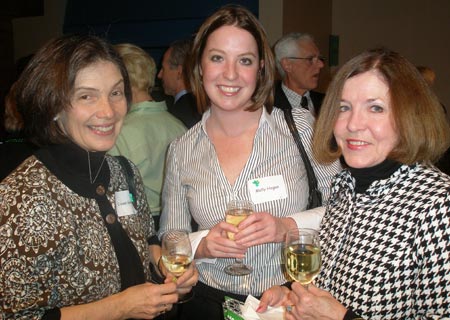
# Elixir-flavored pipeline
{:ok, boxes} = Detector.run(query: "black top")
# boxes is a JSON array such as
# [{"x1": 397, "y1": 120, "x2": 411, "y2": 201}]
[
  {"x1": 168, "y1": 92, "x2": 201, "y2": 128},
  {"x1": 348, "y1": 158, "x2": 402, "y2": 193}
]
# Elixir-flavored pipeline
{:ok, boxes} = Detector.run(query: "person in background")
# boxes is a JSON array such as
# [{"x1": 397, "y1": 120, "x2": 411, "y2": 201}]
[
  {"x1": 109, "y1": 43, "x2": 187, "y2": 230},
  {"x1": 273, "y1": 33, "x2": 325, "y2": 118},
  {"x1": 258, "y1": 47, "x2": 450, "y2": 319},
  {"x1": 158, "y1": 39, "x2": 201, "y2": 128},
  {"x1": 416, "y1": 65, "x2": 450, "y2": 175},
  {"x1": 416, "y1": 65, "x2": 436, "y2": 86},
  {"x1": 159, "y1": 5, "x2": 340, "y2": 319},
  {"x1": 0, "y1": 82, "x2": 38, "y2": 181},
  {"x1": 0, "y1": 34, "x2": 197, "y2": 319}
]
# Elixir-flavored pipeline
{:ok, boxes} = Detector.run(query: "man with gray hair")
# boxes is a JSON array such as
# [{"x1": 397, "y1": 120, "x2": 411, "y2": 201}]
[
  {"x1": 158, "y1": 39, "x2": 201, "y2": 128},
  {"x1": 273, "y1": 32, "x2": 325, "y2": 117}
]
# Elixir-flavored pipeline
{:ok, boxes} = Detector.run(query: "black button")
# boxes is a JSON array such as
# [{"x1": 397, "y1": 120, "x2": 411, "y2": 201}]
[
  {"x1": 105, "y1": 213, "x2": 116, "y2": 224},
  {"x1": 96, "y1": 184, "x2": 105, "y2": 196}
]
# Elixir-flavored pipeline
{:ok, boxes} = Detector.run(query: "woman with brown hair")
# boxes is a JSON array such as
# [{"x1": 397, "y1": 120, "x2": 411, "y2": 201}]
[
  {"x1": 259, "y1": 47, "x2": 450, "y2": 319},
  {"x1": 0, "y1": 34, "x2": 197, "y2": 319},
  {"x1": 159, "y1": 5, "x2": 340, "y2": 319}
]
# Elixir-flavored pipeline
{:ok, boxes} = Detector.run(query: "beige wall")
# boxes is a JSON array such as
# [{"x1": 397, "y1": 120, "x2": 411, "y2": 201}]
[
  {"x1": 259, "y1": 0, "x2": 283, "y2": 45},
  {"x1": 260, "y1": 0, "x2": 333, "y2": 92},
  {"x1": 332, "y1": 0, "x2": 450, "y2": 118},
  {"x1": 261, "y1": 0, "x2": 450, "y2": 119}
]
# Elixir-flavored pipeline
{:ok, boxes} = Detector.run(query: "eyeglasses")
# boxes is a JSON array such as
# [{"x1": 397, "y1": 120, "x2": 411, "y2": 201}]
[{"x1": 286, "y1": 56, "x2": 326, "y2": 64}]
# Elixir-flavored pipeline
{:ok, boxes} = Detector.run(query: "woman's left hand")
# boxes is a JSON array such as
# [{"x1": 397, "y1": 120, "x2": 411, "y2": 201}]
[
  {"x1": 286, "y1": 283, "x2": 347, "y2": 320},
  {"x1": 233, "y1": 212, "x2": 296, "y2": 246},
  {"x1": 164, "y1": 260, "x2": 198, "y2": 295}
]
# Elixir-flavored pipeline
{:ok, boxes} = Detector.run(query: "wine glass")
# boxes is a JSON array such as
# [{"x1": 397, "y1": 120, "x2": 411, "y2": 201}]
[
  {"x1": 284, "y1": 228, "x2": 321, "y2": 287},
  {"x1": 161, "y1": 229, "x2": 194, "y2": 303},
  {"x1": 224, "y1": 199, "x2": 254, "y2": 276}
]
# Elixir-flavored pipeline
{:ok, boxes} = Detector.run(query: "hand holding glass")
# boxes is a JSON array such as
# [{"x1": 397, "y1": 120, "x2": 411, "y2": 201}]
[
  {"x1": 284, "y1": 228, "x2": 321, "y2": 287},
  {"x1": 161, "y1": 229, "x2": 194, "y2": 302},
  {"x1": 224, "y1": 199, "x2": 254, "y2": 276}
]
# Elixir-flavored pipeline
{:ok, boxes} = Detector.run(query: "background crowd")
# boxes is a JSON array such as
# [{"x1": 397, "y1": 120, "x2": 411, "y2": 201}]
[{"x1": 1, "y1": 4, "x2": 449, "y2": 320}]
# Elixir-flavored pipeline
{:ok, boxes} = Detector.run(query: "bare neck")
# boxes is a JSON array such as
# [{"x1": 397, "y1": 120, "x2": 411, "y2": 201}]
[
  {"x1": 132, "y1": 88, "x2": 153, "y2": 104},
  {"x1": 206, "y1": 107, "x2": 262, "y2": 137},
  {"x1": 283, "y1": 78, "x2": 308, "y2": 96}
]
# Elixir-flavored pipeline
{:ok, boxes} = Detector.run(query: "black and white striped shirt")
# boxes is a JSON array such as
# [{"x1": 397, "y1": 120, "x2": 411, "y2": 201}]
[{"x1": 160, "y1": 107, "x2": 341, "y2": 296}]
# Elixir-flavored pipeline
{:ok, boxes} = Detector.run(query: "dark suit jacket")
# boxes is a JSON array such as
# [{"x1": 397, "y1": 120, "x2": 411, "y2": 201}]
[
  {"x1": 168, "y1": 92, "x2": 201, "y2": 129},
  {"x1": 273, "y1": 81, "x2": 324, "y2": 117}
]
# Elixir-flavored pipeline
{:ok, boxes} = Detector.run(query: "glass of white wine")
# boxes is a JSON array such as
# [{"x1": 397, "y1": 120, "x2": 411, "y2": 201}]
[
  {"x1": 284, "y1": 228, "x2": 321, "y2": 287},
  {"x1": 224, "y1": 199, "x2": 254, "y2": 276},
  {"x1": 161, "y1": 229, "x2": 194, "y2": 303}
]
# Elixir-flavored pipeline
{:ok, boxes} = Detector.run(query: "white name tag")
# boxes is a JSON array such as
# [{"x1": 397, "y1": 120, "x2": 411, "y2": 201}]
[
  {"x1": 115, "y1": 190, "x2": 136, "y2": 217},
  {"x1": 247, "y1": 175, "x2": 288, "y2": 204}
]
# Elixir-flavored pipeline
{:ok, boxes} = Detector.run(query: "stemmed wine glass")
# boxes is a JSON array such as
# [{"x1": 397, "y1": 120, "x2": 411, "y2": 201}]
[
  {"x1": 224, "y1": 199, "x2": 254, "y2": 276},
  {"x1": 161, "y1": 229, "x2": 194, "y2": 303},
  {"x1": 284, "y1": 228, "x2": 321, "y2": 287}
]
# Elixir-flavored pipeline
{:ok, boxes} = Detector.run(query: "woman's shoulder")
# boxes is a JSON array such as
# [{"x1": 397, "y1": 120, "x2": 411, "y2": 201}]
[
  {"x1": 1, "y1": 155, "x2": 45, "y2": 187},
  {"x1": 270, "y1": 107, "x2": 315, "y2": 132},
  {"x1": 404, "y1": 163, "x2": 450, "y2": 187},
  {"x1": 167, "y1": 121, "x2": 204, "y2": 150},
  {"x1": 0, "y1": 156, "x2": 56, "y2": 215},
  {"x1": 107, "y1": 154, "x2": 140, "y2": 183}
]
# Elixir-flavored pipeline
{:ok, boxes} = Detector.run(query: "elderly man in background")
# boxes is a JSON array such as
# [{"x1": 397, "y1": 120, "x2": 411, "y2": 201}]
[{"x1": 273, "y1": 32, "x2": 325, "y2": 118}]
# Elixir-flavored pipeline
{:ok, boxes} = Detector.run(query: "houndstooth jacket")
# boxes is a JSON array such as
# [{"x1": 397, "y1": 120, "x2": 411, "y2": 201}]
[{"x1": 316, "y1": 163, "x2": 450, "y2": 319}]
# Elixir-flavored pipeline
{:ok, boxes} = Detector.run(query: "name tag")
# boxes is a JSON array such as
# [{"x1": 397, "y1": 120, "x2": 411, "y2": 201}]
[
  {"x1": 247, "y1": 175, "x2": 288, "y2": 204},
  {"x1": 115, "y1": 190, "x2": 136, "y2": 217}
]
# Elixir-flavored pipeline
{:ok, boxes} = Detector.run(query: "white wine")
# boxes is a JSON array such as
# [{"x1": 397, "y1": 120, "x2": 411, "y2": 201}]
[
  {"x1": 161, "y1": 254, "x2": 192, "y2": 277},
  {"x1": 285, "y1": 243, "x2": 321, "y2": 285},
  {"x1": 225, "y1": 208, "x2": 252, "y2": 240}
]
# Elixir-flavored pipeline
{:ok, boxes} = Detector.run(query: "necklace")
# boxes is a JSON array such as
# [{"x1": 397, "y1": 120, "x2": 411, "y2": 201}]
[{"x1": 87, "y1": 152, "x2": 106, "y2": 184}]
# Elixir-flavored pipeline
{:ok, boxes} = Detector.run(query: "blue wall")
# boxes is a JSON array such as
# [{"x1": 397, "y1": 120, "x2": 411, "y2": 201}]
[{"x1": 63, "y1": 0, "x2": 258, "y2": 65}]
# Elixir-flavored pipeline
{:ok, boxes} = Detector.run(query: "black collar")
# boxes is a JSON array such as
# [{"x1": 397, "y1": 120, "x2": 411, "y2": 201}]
[
  {"x1": 348, "y1": 159, "x2": 402, "y2": 193},
  {"x1": 35, "y1": 142, "x2": 110, "y2": 198}
]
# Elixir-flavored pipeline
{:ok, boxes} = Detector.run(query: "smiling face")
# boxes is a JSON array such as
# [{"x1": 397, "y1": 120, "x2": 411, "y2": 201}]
[
  {"x1": 333, "y1": 70, "x2": 399, "y2": 168},
  {"x1": 200, "y1": 25, "x2": 261, "y2": 112},
  {"x1": 57, "y1": 60, "x2": 128, "y2": 152}
]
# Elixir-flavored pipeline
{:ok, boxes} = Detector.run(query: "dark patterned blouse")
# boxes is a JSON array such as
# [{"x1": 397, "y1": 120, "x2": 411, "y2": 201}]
[
  {"x1": 316, "y1": 163, "x2": 450, "y2": 319},
  {"x1": 0, "y1": 143, "x2": 155, "y2": 319}
]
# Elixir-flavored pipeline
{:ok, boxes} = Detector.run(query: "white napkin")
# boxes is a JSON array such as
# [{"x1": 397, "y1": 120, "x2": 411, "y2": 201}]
[{"x1": 240, "y1": 295, "x2": 285, "y2": 320}]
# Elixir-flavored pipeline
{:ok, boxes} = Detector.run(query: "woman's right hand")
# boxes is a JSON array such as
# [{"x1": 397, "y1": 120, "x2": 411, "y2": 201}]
[
  {"x1": 118, "y1": 281, "x2": 178, "y2": 319},
  {"x1": 165, "y1": 260, "x2": 199, "y2": 295},
  {"x1": 60, "y1": 281, "x2": 178, "y2": 319},
  {"x1": 196, "y1": 221, "x2": 248, "y2": 259},
  {"x1": 286, "y1": 282, "x2": 347, "y2": 320}
]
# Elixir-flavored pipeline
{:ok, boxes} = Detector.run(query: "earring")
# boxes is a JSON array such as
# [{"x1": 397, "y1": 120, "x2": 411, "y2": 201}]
[{"x1": 53, "y1": 115, "x2": 59, "y2": 121}]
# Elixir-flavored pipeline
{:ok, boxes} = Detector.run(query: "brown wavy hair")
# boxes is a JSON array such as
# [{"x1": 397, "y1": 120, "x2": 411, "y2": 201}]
[
  {"x1": 14, "y1": 34, "x2": 132, "y2": 147},
  {"x1": 313, "y1": 47, "x2": 450, "y2": 165},
  {"x1": 188, "y1": 4, "x2": 275, "y2": 114}
]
